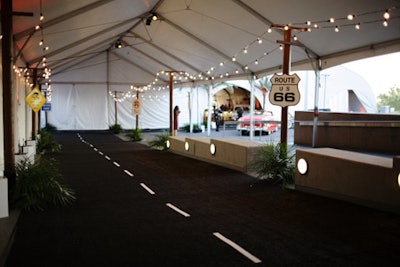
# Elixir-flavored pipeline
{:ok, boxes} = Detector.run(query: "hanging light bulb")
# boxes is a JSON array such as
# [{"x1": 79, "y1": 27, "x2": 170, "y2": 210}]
[
  {"x1": 347, "y1": 14, "x2": 355, "y2": 20},
  {"x1": 232, "y1": 56, "x2": 236, "y2": 62},
  {"x1": 383, "y1": 9, "x2": 390, "y2": 19},
  {"x1": 383, "y1": 19, "x2": 388, "y2": 27},
  {"x1": 329, "y1": 18, "x2": 335, "y2": 23},
  {"x1": 355, "y1": 23, "x2": 360, "y2": 30},
  {"x1": 335, "y1": 26, "x2": 339, "y2": 32},
  {"x1": 257, "y1": 38, "x2": 262, "y2": 44}
]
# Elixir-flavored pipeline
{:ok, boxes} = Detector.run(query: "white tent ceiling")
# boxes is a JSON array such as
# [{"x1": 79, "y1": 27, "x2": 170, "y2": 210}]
[{"x1": 11, "y1": 0, "x2": 400, "y2": 88}]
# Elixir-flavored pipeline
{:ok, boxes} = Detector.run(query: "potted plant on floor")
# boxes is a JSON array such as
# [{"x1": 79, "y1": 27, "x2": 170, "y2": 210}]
[{"x1": 250, "y1": 142, "x2": 296, "y2": 189}]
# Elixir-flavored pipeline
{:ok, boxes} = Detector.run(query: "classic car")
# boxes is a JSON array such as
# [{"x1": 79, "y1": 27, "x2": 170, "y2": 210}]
[{"x1": 237, "y1": 110, "x2": 279, "y2": 135}]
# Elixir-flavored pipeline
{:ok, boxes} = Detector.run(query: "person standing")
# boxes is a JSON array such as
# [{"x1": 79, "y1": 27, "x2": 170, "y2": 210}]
[
  {"x1": 214, "y1": 105, "x2": 223, "y2": 131},
  {"x1": 174, "y1": 105, "x2": 181, "y2": 136}
]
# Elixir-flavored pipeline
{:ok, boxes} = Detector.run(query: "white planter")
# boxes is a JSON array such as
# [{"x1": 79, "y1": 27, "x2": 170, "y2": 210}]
[{"x1": 0, "y1": 179, "x2": 9, "y2": 218}]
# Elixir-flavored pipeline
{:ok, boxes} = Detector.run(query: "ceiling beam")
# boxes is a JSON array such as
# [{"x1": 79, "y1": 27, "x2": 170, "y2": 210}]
[
  {"x1": 125, "y1": 44, "x2": 177, "y2": 71},
  {"x1": 231, "y1": 0, "x2": 320, "y2": 60},
  {"x1": 111, "y1": 51, "x2": 169, "y2": 84},
  {"x1": 129, "y1": 31, "x2": 204, "y2": 74},
  {"x1": 27, "y1": 17, "x2": 140, "y2": 66},
  {"x1": 161, "y1": 15, "x2": 246, "y2": 71},
  {"x1": 51, "y1": 49, "x2": 106, "y2": 76},
  {"x1": 14, "y1": 0, "x2": 115, "y2": 41}
]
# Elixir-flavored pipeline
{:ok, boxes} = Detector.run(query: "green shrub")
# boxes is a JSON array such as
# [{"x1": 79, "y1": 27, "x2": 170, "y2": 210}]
[
  {"x1": 109, "y1": 124, "x2": 123, "y2": 134},
  {"x1": 250, "y1": 142, "x2": 295, "y2": 189},
  {"x1": 127, "y1": 128, "x2": 143, "y2": 141},
  {"x1": 148, "y1": 131, "x2": 170, "y2": 151},
  {"x1": 11, "y1": 157, "x2": 76, "y2": 212},
  {"x1": 37, "y1": 130, "x2": 62, "y2": 155},
  {"x1": 42, "y1": 123, "x2": 57, "y2": 132},
  {"x1": 182, "y1": 123, "x2": 202, "y2": 133}
]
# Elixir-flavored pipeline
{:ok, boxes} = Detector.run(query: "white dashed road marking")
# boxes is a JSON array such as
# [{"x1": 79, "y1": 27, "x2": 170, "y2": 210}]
[
  {"x1": 166, "y1": 203, "x2": 191, "y2": 218},
  {"x1": 140, "y1": 183, "x2": 155, "y2": 195},
  {"x1": 213, "y1": 232, "x2": 262, "y2": 264},
  {"x1": 113, "y1": 161, "x2": 120, "y2": 167},
  {"x1": 124, "y1": 170, "x2": 134, "y2": 177}
]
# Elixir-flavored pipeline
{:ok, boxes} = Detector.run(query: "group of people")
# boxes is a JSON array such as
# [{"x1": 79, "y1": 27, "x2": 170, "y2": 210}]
[{"x1": 174, "y1": 104, "x2": 244, "y2": 134}]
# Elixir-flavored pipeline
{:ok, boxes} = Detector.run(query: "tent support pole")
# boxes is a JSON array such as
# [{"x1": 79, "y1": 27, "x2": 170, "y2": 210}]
[
  {"x1": 169, "y1": 72, "x2": 174, "y2": 136},
  {"x1": 312, "y1": 59, "x2": 322, "y2": 147},
  {"x1": 136, "y1": 90, "x2": 139, "y2": 130},
  {"x1": 280, "y1": 28, "x2": 292, "y2": 146},
  {"x1": 207, "y1": 84, "x2": 212, "y2": 136}
]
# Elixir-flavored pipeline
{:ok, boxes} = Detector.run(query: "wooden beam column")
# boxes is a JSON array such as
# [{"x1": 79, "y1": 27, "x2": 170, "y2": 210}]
[{"x1": 2, "y1": 0, "x2": 16, "y2": 184}]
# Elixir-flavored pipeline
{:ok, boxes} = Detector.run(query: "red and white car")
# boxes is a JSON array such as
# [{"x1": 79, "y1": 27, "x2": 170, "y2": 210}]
[{"x1": 237, "y1": 110, "x2": 279, "y2": 135}]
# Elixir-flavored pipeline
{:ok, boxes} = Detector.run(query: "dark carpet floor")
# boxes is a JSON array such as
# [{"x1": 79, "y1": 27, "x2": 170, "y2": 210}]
[{"x1": 5, "y1": 131, "x2": 400, "y2": 267}]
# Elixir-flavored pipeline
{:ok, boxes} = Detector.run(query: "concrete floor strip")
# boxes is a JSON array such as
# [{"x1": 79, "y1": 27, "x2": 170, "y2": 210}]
[
  {"x1": 166, "y1": 203, "x2": 191, "y2": 217},
  {"x1": 140, "y1": 183, "x2": 155, "y2": 195},
  {"x1": 213, "y1": 232, "x2": 262, "y2": 264}
]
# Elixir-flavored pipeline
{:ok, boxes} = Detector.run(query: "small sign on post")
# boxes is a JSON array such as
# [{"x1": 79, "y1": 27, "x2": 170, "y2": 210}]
[
  {"x1": 42, "y1": 102, "x2": 52, "y2": 111},
  {"x1": 132, "y1": 99, "x2": 141, "y2": 115},
  {"x1": 25, "y1": 87, "x2": 47, "y2": 112},
  {"x1": 269, "y1": 73, "x2": 301, "y2": 107}
]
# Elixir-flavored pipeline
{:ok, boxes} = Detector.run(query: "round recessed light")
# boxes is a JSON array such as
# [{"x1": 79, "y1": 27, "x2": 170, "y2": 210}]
[
  {"x1": 210, "y1": 143, "x2": 216, "y2": 155},
  {"x1": 297, "y1": 158, "x2": 308, "y2": 175},
  {"x1": 398, "y1": 172, "x2": 400, "y2": 189},
  {"x1": 184, "y1": 141, "x2": 190, "y2": 151}
]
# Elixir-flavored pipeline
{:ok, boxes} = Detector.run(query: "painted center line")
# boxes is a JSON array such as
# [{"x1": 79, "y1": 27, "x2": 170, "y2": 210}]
[
  {"x1": 113, "y1": 161, "x2": 120, "y2": 167},
  {"x1": 166, "y1": 203, "x2": 191, "y2": 218},
  {"x1": 124, "y1": 170, "x2": 134, "y2": 177},
  {"x1": 140, "y1": 183, "x2": 155, "y2": 195},
  {"x1": 213, "y1": 232, "x2": 262, "y2": 264}
]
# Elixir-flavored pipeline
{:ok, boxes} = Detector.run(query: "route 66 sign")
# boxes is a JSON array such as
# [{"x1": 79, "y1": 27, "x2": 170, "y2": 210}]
[{"x1": 269, "y1": 73, "x2": 301, "y2": 107}]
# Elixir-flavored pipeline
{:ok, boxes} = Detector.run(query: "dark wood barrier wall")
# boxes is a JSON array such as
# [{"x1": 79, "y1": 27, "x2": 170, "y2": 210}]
[{"x1": 294, "y1": 111, "x2": 400, "y2": 154}]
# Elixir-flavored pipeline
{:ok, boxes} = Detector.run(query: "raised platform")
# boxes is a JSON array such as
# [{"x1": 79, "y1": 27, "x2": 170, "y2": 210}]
[
  {"x1": 296, "y1": 148, "x2": 400, "y2": 213},
  {"x1": 168, "y1": 136, "x2": 263, "y2": 173}
]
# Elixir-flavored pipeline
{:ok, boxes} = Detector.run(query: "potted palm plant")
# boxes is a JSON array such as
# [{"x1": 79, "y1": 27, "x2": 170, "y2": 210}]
[{"x1": 250, "y1": 142, "x2": 296, "y2": 189}]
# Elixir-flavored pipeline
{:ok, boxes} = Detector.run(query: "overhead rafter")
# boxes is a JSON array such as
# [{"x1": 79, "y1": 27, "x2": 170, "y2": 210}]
[
  {"x1": 111, "y1": 51, "x2": 169, "y2": 84},
  {"x1": 125, "y1": 44, "x2": 177, "y2": 72},
  {"x1": 14, "y1": 0, "x2": 116, "y2": 41},
  {"x1": 128, "y1": 31, "x2": 204, "y2": 74},
  {"x1": 161, "y1": 15, "x2": 246, "y2": 71},
  {"x1": 27, "y1": 17, "x2": 140, "y2": 66},
  {"x1": 232, "y1": 0, "x2": 320, "y2": 60}
]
